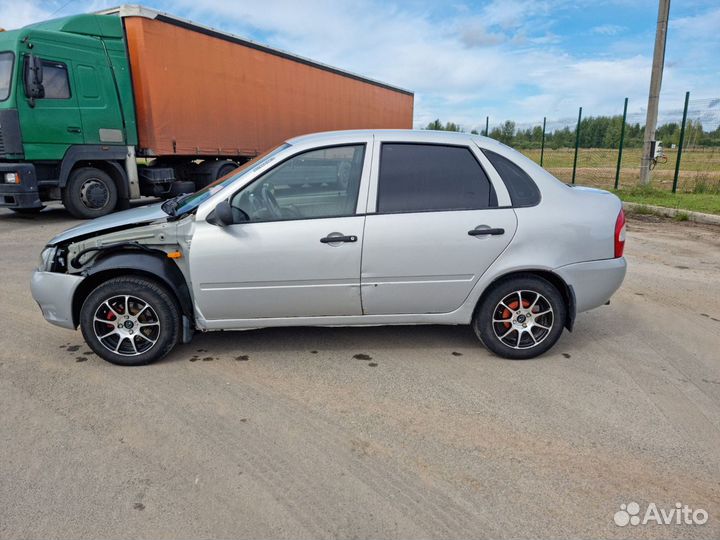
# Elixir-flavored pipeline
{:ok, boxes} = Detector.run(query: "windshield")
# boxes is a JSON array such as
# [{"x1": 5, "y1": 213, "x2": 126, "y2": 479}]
[
  {"x1": 0, "y1": 52, "x2": 14, "y2": 101},
  {"x1": 168, "y1": 143, "x2": 291, "y2": 216}
]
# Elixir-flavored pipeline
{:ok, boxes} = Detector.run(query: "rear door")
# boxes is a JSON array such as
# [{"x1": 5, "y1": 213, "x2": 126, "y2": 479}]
[{"x1": 360, "y1": 139, "x2": 517, "y2": 315}]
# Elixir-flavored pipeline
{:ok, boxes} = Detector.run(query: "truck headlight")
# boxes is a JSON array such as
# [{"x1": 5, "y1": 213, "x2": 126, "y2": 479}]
[
  {"x1": 38, "y1": 247, "x2": 57, "y2": 272},
  {"x1": 4, "y1": 172, "x2": 19, "y2": 183}
]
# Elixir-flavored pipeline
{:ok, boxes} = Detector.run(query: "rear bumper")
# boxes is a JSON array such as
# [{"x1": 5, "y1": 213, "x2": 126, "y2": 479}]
[
  {"x1": 554, "y1": 257, "x2": 627, "y2": 313},
  {"x1": 0, "y1": 163, "x2": 42, "y2": 209},
  {"x1": 30, "y1": 270, "x2": 84, "y2": 330}
]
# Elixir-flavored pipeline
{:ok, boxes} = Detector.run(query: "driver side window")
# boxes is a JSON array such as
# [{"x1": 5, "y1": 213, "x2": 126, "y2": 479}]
[{"x1": 230, "y1": 144, "x2": 365, "y2": 222}]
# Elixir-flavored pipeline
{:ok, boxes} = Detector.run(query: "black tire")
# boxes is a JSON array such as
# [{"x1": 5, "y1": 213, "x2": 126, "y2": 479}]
[
  {"x1": 63, "y1": 167, "x2": 118, "y2": 219},
  {"x1": 194, "y1": 160, "x2": 238, "y2": 189},
  {"x1": 80, "y1": 276, "x2": 180, "y2": 366},
  {"x1": 473, "y1": 274, "x2": 567, "y2": 360},
  {"x1": 216, "y1": 162, "x2": 238, "y2": 179}
]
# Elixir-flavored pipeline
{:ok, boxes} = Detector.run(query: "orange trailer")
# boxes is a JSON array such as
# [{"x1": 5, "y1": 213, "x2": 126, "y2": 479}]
[{"x1": 112, "y1": 6, "x2": 414, "y2": 158}]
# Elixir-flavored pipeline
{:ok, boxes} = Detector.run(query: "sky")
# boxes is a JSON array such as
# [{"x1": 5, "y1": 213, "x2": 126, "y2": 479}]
[{"x1": 1, "y1": 0, "x2": 718, "y2": 131}]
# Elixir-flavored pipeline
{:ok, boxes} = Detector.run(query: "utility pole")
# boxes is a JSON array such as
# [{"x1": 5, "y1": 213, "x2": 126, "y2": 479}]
[{"x1": 640, "y1": 0, "x2": 671, "y2": 185}]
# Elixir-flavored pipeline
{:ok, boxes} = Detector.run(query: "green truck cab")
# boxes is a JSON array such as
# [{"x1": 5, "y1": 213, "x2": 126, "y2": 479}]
[{"x1": 0, "y1": 15, "x2": 141, "y2": 217}]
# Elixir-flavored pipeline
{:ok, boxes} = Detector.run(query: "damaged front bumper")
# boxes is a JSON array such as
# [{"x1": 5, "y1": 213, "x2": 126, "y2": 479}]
[{"x1": 30, "y1": 270, "x2": 85, "y2": 329}]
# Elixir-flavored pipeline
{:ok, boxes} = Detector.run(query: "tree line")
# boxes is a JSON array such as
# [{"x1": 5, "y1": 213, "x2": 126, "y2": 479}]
[{"x1": 424, "y1": 117, "x2": 720, "y2": 149}]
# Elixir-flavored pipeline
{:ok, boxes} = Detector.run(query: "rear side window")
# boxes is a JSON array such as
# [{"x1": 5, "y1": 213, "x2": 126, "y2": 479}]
[
  {"x1": 378, "y1": 143, "x2": 496, "y2": 213},
  {"x1": 483, "y1": 149, "x2": 540, "y2": 207}
]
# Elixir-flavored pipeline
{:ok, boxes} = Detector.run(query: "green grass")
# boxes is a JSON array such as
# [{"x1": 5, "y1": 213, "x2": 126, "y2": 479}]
[
  {"x1": 515, "y1": 146, "x2": 720, "y2": 214},
  {"x1": 522, "y1": 147, "x2": 720, "y2": 173},
  {"x1": 630, "y1": 203, "x2": 655, "y2": 215},
  {"x1": 520, "y1": 147, "x2": 720, "y2": 191},
  {"x1": 614, "y1": 186, "x2": 720, "y2": 215}
]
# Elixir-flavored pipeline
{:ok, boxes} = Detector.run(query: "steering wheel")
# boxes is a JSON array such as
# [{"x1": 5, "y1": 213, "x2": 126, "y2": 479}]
[{"x1": 260, "y1": 183, "x2": 283, "y2": 219}]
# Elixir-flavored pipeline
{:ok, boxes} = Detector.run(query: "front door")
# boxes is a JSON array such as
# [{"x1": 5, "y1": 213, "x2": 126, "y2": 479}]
[
  {"x1": 361, "y1": 141, "x2": 518, "y2": 315},
  {"x1": 189, "y1": 142, "x2": 370, "y2": 323},
  {"x1": 16, "y1": 51, "x2": 83, "y2": 160}
]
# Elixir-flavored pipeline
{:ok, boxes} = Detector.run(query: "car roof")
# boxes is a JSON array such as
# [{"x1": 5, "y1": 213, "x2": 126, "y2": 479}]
[{"x1": 286, "y1": 129, "x2": 502, "y2": 149}]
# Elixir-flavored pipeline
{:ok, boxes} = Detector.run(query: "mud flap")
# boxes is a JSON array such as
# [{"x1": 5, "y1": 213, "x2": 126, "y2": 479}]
[{"x1": 182, "y1": 315, "x2": 194, "y2": 344}]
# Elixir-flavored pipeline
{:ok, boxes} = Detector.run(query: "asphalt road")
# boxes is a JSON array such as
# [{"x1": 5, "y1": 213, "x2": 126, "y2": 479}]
[{"x1": 1, "y1": 205, "x2": 719, "y2": 539}]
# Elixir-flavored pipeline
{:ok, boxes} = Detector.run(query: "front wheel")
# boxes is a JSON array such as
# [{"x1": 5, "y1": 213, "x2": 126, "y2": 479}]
[
  {"x1": 63, "y1": 167, "x2": 118, "y2": 219},
  {"x1": 80, "y1": 276, "x2": 180, "y2": 366},
  {"x1": 473, "y1": 274, "x2": 567, "y2": 360}
]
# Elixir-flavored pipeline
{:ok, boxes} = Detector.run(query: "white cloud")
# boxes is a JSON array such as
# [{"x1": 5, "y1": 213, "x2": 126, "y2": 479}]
[
  {"x1": 591, "y1": 24, "x2": 626, "y2": 35},
  {"x1": 0, "y1": 0, "x2": 53, "y2": 29},
  {"x1": 458, "y1": 20, "x2": 506, "y2": 48},
  {"x1": 1, "y1": 0, "x2": 717, "y2": 130}
]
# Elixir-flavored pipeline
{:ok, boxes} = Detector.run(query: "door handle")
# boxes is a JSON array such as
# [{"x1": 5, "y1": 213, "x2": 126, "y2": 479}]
[
  {"x1": 320, "y1": 234, "x2": 357, "y2": 244},
  {"x1": 468, "y1": 227, "x2": 505, "y2": 236},
  {"x1": 67, "y1": 126, "x2": 82, "y2": 133}
]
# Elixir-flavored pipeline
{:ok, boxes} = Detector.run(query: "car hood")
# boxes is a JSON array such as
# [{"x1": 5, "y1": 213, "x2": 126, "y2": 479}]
[{"x1": 48, "y1": 203, "x2": 169, "y2": 246}]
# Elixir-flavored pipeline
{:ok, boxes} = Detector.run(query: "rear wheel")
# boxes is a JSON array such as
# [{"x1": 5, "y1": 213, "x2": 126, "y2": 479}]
[
  {"x1": 473, "y1": 274, "x2": 566, "y2": 360},
  {"x1": 194, "y1": 160, "x2": 238, "y2": 189},
  {"x1": 80, "y1": 276, "x2": 180, "y2": 366},
  {"x1": 63, "y1": 167, "x2": 118, "y2": 219},
  {"x1": 216, "y1": 161, "x2": 238, "y2": 179}
]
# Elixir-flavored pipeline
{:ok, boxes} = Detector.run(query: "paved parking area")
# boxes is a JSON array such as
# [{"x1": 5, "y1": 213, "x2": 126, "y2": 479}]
[{"x1": 1, "y1": 205, "x2": 719, "y2": 539}]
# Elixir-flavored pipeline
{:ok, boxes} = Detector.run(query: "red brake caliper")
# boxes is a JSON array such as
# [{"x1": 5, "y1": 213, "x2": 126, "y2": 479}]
[
  {"x1": 501, "y1": 299, "x2": 532, "y2": 329},
  {"x1": 105, "y1": 306, "x2": 116, "y2": 332}
]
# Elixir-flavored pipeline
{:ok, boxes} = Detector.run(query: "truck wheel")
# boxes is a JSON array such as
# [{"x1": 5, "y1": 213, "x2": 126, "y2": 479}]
[
  {"x1": 216, "y1": 161, "x2": 238, "y2": 179},
  {"x1": 194, "y1": 160, "x2": 238, "y2": 189},
  {"x1": 472, "y1": 274, "x2": 566, "y2": 360},
  {"x1": 63, "y1": 167, "x2": 118, "y2": 219},
  {"x1": 80, "y1": 276, "x2": 181, "y2": 366}
]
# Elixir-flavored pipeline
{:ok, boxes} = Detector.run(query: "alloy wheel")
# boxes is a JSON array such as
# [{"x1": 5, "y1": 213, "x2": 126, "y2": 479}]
[
  {"x1": 492, "y1": 290, "x2": 554, "y2": 350},
  {"x1": 93, "y1": 295, "x2": 161, "y2": 356}
]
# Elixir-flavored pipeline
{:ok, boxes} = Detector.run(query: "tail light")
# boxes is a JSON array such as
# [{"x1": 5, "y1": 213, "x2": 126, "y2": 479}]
[{"x1": 614, "y1": 209, "x2": 626, "y2": 258}]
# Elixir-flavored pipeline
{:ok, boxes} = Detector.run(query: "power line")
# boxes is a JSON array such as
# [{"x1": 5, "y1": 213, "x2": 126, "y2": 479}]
[{"x1": 50, "y1": 0, "x2": 78, "y2": 17}]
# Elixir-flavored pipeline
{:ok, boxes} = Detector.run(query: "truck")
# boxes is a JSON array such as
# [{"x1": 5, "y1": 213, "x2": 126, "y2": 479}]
[{"x1": 0, "y1": 5, "x2": 414, "y2": 218}]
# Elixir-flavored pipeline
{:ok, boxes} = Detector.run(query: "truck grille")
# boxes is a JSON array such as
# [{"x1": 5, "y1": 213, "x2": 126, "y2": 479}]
[{"x1": 0, "y1": 125, "x2": 5, "y2": 154}]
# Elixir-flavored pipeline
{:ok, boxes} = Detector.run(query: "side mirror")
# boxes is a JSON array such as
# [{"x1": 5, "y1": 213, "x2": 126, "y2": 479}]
[
  {"x1": 208, "y1": 200, "x2": 235, "y2": 227},
  {"x1": 34, "y1": 55, "x2": 43, "y2": 84},
  {"x1": 24, "y1": 54, "x2": 45, "y2": 105}
]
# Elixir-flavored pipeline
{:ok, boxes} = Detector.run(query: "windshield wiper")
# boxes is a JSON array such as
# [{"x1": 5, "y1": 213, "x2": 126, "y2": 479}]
[{"x1": 161, "y1": 193, "x2": 189, "y2": 216}]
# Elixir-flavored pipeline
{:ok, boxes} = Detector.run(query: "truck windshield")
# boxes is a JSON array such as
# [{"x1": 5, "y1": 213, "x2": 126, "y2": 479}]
[
  {"x1": 0, "y1": 52, "x2": 13, "y2": 101},
  {"x1": 167, "y1": 143, "x2": 291, "y2": 216}
]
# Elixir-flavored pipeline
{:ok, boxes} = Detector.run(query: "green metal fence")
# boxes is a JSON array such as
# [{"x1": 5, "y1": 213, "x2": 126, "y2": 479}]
[{"x1": 483, "y1": 93, "x2": 720, "y2": 194}]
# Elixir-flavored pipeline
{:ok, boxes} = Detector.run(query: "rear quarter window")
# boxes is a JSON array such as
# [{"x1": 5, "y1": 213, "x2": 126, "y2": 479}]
[{"x1": 482, "y1": 149, "x2": 541, "y2": 207}]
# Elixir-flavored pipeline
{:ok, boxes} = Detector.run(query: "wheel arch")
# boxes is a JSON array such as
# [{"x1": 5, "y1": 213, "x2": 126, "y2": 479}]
[
  {"x1": 475, "y1": 269, "x2": 576, "y2": 331},
  {"x1": 71, "y1": 251, "x2": 194, "y2": 328},
  {"x1": 59, "y1": 145, "x2": 130, "y2": 202},
  {"x1": 67, "y1": 161, "x2": 129, "y2": 202}
]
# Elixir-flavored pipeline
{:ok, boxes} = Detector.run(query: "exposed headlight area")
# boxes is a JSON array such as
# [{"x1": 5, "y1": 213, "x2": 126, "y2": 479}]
[
  {"x1": 38, "y1": 246, "x2": 57, "y2": 272},
  {"x1": 4, "y1": 172, "x2": 19, "y2": 184}
]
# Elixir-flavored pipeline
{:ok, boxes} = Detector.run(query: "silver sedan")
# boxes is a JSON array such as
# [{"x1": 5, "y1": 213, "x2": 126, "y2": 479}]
[{"x1": 31, "y1": 130, "x2": 627, "y2": 365}]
